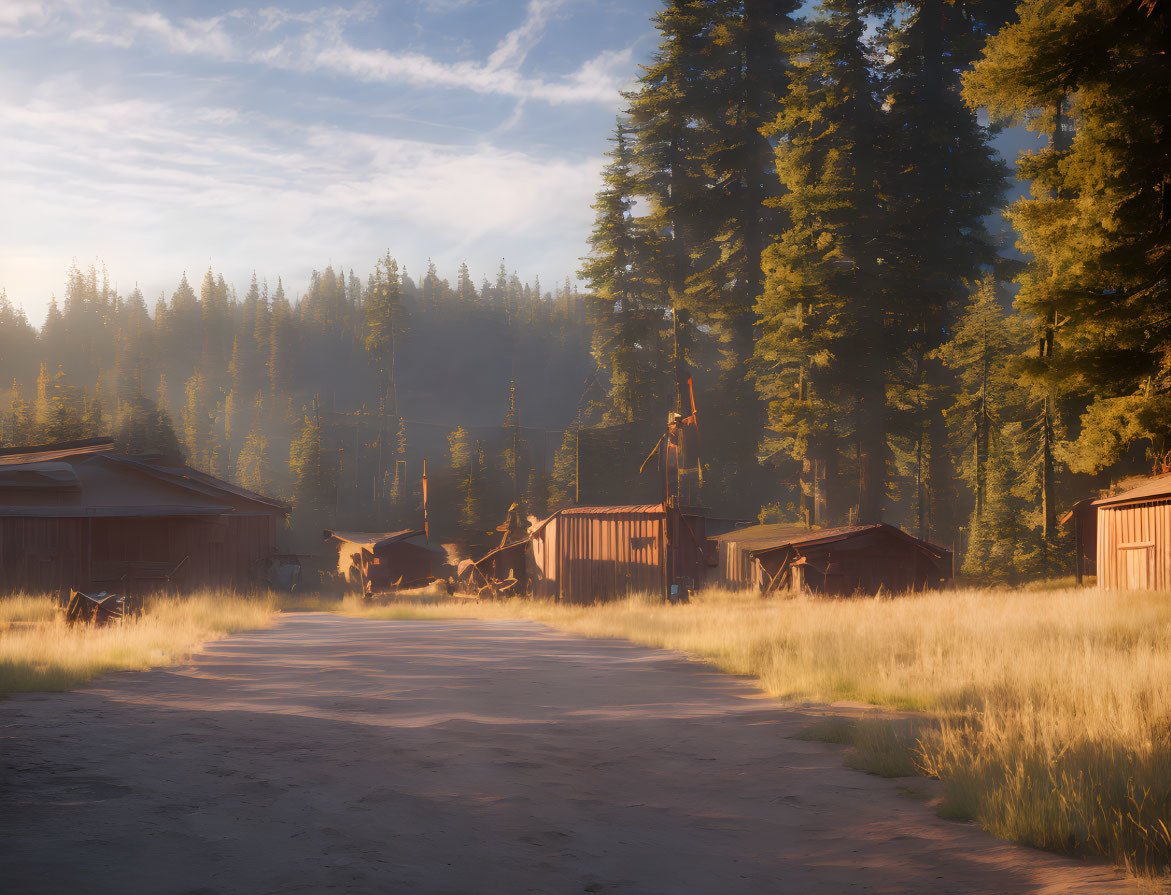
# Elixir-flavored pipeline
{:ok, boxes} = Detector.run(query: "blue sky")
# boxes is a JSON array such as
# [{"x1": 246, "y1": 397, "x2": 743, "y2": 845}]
[
  {"x1": 0, "y1": 0, "x2": 1039, "y2": 327},
  {"x1": 0, "y1": 0, "x2": 661, "y2": 323}
]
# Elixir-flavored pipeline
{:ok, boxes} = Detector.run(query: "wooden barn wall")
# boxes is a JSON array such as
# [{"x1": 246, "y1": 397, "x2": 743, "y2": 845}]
[
  {"x1": 0, "y1": 517, "x2": 92, "y2": 593},
  {"x1": 1097, "y1": 500, "x2": 1171, "y2": 591},
  {"x1": 0, "y1": 514, "x2": 277, "y2": 594}
]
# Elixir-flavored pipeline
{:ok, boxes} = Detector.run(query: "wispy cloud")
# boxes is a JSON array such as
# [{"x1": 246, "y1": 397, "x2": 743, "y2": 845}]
[
  {"x1": 0, "y1": 78, "x2": 603, "y2": 312},
  {"x1": 25, "y1": 0, "x2": 633, "y2": 106}
]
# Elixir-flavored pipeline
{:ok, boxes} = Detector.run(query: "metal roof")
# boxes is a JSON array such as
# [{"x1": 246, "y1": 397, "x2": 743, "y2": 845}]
[
  {"x1": 748, "y1": 523, "x2": 949, "y2": 558},
  {"x1": 527, "y1": 504, "x2": 669, "y2": 538},
  {"x1": 0, "y1": 437, "x2": 114, "y2": 466},
  {"x1": 711, "y1": 522, "x2": 812, "y2": 547},
  {"x1": 1092, "y1": 474, "x2": 1171, "y2": 508},
  {"x1": 324, "y1": 529, "x2": 438, "y2": 552},
  {"x1": 559, "y1": 504, "x2": 667, "y2": 515},
  {"x1": 0, "y1": 440, "x2": 288, "y2": 516}
]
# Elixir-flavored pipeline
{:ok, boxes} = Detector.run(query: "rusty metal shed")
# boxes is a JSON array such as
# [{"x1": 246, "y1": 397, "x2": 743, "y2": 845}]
[
  {"x1": 0, "y1": 437, "x2": 288, "y2": 593},
  {"x1": 1092, "y1": 475, "x2": 1171, "y2": 591},
  {"x1": 527, "y1": 504, "x2": 708, "y2": 603},
  {"x1": 750, "y1": 524, "x2": 951, "y2": 595},
  {"x1": 326, "y1": 529, "x2": 449, "y2": 595}
]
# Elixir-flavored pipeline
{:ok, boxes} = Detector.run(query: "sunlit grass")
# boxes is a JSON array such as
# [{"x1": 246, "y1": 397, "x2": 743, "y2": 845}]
[
  {"x1": 338, "y1": 585, "x2": 1171, "y2": 874},
  {"x1": 0, "y1": 590, "x2": 278, "y2": 696}
]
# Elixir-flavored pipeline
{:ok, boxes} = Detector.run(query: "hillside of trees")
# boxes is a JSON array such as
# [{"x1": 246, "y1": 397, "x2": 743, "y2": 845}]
[
  {"x1": 0, "y1": 261, "x2": 594, "y2": 554},
  {"x1": 1, "y1": 0, "x2": 1166, "y2": 580},
  {"x1": 576, "y1": 0, "x2": 1167, "y2": 581}
]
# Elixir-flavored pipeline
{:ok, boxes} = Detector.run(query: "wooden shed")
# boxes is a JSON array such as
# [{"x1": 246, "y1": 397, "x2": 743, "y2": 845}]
[
  {"x1": 0, "y1": 437, "x2": 288, "y2": 593},
  {"x1": 528, "y1": 504, "x2": 709, "y2": 603},
  {"x1": 1093, "y1": 475, "x2": 1171, "y2": 590},
  {"x1": 748, "y1": 524, "x2": 951, "y2": 595},
  {"x1": 327, "y1": 529, "x2": 451, "y2": 595},
  {"x1": 710, "y1": 523, "x2": 814, "y2": 589}
]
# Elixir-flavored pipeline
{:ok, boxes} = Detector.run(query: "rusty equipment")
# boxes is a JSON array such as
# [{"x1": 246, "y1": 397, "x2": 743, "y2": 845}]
[{"x1": 64, "y1": 589, "x2": 145, "y2": 626}]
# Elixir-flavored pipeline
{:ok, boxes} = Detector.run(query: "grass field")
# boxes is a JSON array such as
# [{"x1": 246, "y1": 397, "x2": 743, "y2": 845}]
[
  {"x1": 0, "y1": 590, "x2": 277, "y2": 696},
  {"x1": 4, "y1": 584, "x2": 1168, "y2": 875},
  {"x1": 344, "y1": 586, "x2": 1171, "y2": 875}
]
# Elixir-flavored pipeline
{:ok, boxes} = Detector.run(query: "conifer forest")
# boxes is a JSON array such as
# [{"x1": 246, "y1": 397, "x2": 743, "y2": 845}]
[{"x1": 1, "y1": 0, "x2": 1167, "y2": 581}]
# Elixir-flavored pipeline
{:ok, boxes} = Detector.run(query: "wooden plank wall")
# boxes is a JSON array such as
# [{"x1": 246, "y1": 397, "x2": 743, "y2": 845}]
[
  {"x1": 0, "y1": 517, "x2": 92, "y2": 593},
  {"x1": 0, "y1": 514, "x2": 277, "y2": 594},
  {"x1": 1096, "y1": 500, "x2": 1169, "y2": 591}
]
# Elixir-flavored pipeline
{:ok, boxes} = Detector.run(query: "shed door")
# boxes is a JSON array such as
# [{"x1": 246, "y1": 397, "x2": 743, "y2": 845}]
[{"x1": 1120, "y1": 543, "x2": 1154, "y2": 590}]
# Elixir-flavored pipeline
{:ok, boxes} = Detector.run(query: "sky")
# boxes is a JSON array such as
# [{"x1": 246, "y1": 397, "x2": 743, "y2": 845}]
[{"x1": 0, "y1": 0, "x2": 661, "y2": 325}]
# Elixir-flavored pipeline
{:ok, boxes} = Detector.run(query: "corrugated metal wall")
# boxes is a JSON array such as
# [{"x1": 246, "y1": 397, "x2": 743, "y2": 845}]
[
  {"x1": 557, "y1": 510, "x2": 665, "y2": 603},
  {"x1": 529, "y1": 510, "x2": 665, "y2": 603},
  {"x1": 1097, "y1": 500, "x2": 1171, "y2": 591},
  {"x1": 527, "y1": 507, "x2": 712, "y2": 603}
]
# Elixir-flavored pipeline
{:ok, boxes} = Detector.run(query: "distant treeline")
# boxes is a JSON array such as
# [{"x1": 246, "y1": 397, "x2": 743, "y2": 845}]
[
  {"x1": 576, "y1": 0, "x2": 1168, "y2": 580},
  {"x1": 0, "y1": 259, "x2": 594, "y2": 552}
]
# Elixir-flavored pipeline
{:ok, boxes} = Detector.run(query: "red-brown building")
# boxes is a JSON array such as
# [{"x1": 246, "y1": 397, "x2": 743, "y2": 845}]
[
  {"x1": 1092, "y1": 475, "x2": 1171, "y2": 591},
  {"x1": 327, "y1": 529, "x2": 450, "y2": 594},
  {"x1": 716, "y1": 523, "x2": 951, "y2": 595},
  {"x1": 527, "y1": 504, "x2": 709, "y2": 603},
  {"x1": 0, "y1": 437, "x2": 289, "y2": 593}
]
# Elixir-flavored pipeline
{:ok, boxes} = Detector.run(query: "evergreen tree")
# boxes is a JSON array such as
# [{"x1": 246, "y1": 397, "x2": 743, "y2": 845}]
[
  {"x1": 580, "y1": 120, "x2": 671, "y2": 424},
  {"x1": 290, "y1": 408, "x2": 336, "y2": 530},
  {"x1": 964, "y1": 0, "x2": 1171, "y2": 490},
  {"x1": 627, "y1": 1, "x2": 712, "y2": 413},
  {"x1": 878, "y1": 0, "x2": 1009, "y2": 543},
  {"x1": 754, "y1": 0, "x2": 892, "y2": 524},
  {"x1": 448, "y1": 426, "x2": 490, "y2": 534},
  {"x1": 182, "y1": 368, "x2": 217, "y2": 470},
  {"x1": 236, "y1": 393, "x2": 274, "y2": 495},
  {"x1": 688, "y1": 0, "x2": 799, "y2": 502},
  {"x1": 114, "y1": 393, "x2": 184, "y2": 460},
  {"x1": 2, "y1": 379, "x2": 36, "y2": 447}
]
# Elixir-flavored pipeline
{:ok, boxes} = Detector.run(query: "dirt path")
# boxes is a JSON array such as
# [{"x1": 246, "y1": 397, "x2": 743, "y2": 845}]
[{"x1": 0, "y1": 614, "x2": 1128, "y2": 894}]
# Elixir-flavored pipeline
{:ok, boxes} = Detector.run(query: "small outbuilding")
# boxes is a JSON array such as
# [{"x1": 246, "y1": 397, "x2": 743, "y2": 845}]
[
  {"x1": 527, "y1": 504, "x2": 710, "y2": 603},
  {"x1": 710, "y1": 523, "x2": 814, "y2": 590},
  {"x1": 1092, "y1": 475, "x2": 1171, "y2": 591},
  {"x1": 0, "y1": 436, "x2": 289, "y2": 593},
  {"x1": 326, "y1": 529, "x2": 450, "y2": 595},
  {"x1": 727, "y1": 524, "x2": 951, "y2": 595}
]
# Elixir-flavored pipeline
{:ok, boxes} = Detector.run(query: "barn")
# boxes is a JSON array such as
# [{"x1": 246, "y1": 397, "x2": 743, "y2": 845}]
[
  {"x1": 717, "y1": 523, "x2": 951, "y2": 595},
  {"x1": 527, "y1": 504, "x2": 709, "y2": 603},
  {"x1": 0, "y1": 437, "x2": 288, "y2": 593},
  {"x1": 1092, "y1": 475, "x2": 1171, "y2": 591},
  {"x1": 326, "y1": 529, "x2": 450, "y2": 595}
]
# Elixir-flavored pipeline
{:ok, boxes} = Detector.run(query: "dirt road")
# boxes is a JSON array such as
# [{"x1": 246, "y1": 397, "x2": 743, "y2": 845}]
[{"x1": 0, "y1": 614, "x2": 1127, "y2": 894}]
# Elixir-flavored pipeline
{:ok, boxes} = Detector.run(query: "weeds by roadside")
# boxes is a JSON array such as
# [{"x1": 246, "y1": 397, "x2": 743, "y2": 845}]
[
  {"x1": 0, "y1": 591, "x2": 277, "y2": 696},
  {"x1": 337, "y1": 585, "x2": 1171, "y2": 876}
]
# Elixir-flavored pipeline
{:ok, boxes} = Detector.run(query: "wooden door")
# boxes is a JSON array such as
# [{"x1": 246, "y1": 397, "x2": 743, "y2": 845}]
[{"x1": 1120, "y1": 544, "x2": 1154, "y2": 590}]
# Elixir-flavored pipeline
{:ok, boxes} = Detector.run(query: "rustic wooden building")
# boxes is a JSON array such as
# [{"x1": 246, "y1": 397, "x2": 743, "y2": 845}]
[
  {"x1": 1092, "y1": 475, "x2": 1171, "y2": 591},
  {"x1": 527, "y1": 504, "x2": 709, "y2": 603},
  {"x1": 711, "y1": 523, "x2": 814, "y2": 589},
  {"x1": 0, "y1": 438, "x2": 288, "y2": 593},
  {"x1": 727, "y1": 524, "x2": 951, "y2": 596},
  {"x1": 327, "y1": 529, "x2": 450, "y2": 595}
]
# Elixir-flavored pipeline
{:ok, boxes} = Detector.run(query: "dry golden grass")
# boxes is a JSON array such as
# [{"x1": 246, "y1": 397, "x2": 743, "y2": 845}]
[
  {"x1": 0, "y1": 590, "x2": 277, "y2": 696},
  {"x1": 341, "y1": 585, "x2": 1171, "y2": 874}
]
